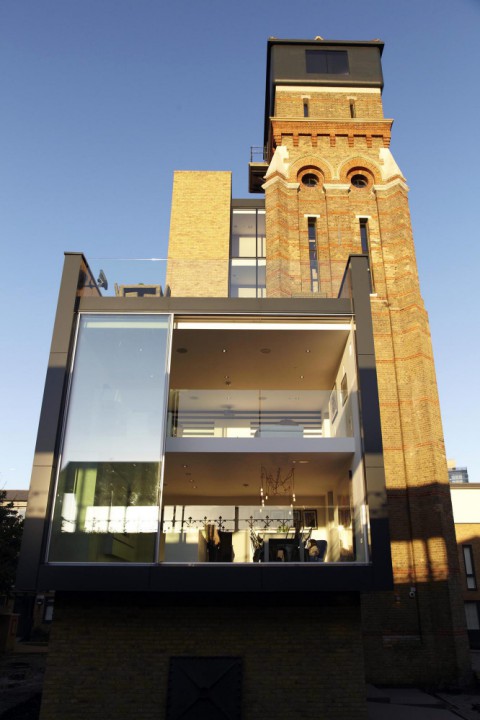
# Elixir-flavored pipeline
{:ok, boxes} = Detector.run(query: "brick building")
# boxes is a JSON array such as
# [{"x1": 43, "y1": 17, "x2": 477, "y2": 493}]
[
  {"x1": 17, "y1": 38, "x2": 471, "y2": 719},
  {"x1": 451, "y1": 483, "x2": 480, "y2": 648}
]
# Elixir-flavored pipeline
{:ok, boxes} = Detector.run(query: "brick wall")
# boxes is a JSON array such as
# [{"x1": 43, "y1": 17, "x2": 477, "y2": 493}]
[
  {"x1": 166, "y1": 171, "x2": 231, "y2": 297},
  {"x1": 40, "y1": 592, "x2": 367, "y2": 720},
  {"x1": 263, "y1": 88, "x2": 471, "y2": 686},
  {"x1": 275, "y1": 88, "x2": 384, "y2": 120}
]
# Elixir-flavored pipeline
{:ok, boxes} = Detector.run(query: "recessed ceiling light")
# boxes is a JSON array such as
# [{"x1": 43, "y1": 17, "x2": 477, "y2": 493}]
[
  {"x1": 260, "y1": 348, "x2": 271, "y2": 354},
  {"x1": 183, "y1": 464, "x2": 188, "y2": 468},
  {"x1": 300, "y1": 375, "x2": 304, "y2": 379},
  {"x1": 222, "y1": 348, "x2": 228, "y2": 353},
  {"x1": 306, "y1": 349, "x2": 311, "y2": 353},
  {"x1": 177, "y1": 348, "x2": 188, "y2": 354}
]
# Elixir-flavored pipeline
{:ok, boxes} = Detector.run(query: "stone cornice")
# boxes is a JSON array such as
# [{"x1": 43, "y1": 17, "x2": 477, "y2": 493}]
[
  {"x1": 262, "y1": 175, "x2": 300, "y2": 191},
  {"x1": 323, "y1": 183, "x2": 351, "y2": 194},
  {"x1": 271, "y1": 118, "x2": 393, "y2": 148},
  {"x1": 373, "y1": 178, "x2": 409, "y2": 194}
]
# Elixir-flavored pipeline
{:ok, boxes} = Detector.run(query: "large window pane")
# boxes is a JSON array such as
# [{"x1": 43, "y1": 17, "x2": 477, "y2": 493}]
[
  {"x1": 230, "y1": 209, "x2": 266, "y2": 297},
  {"x1": 231, "y1": 210, "x2": 256, "y2": 258},
  {"x1": 230, "y1": 260, "x2": 261, "y2": 298},
  {"x1": 48, "y1": 314, "x2": 171, "y2": 563}
]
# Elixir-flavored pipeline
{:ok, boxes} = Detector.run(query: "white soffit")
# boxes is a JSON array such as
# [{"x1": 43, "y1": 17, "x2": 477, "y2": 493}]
[
  {"x1": 175, "y1": 322, "x2": 352, "y2": 331},
  {"x1": 275, "y1": 85, "x2": 381, "y2": 94}
]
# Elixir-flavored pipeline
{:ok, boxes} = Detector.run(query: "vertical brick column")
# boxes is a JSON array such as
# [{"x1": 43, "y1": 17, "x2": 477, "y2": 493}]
[
  {"x1": 264, "y1": 173, "x2": 300, "y2": 297},
  {"x1": 360, "y1": 182, "x2": 471, "y2": 685},
  {"x1": 166, "y1": 171, "x2": 231, "y2": 297}
]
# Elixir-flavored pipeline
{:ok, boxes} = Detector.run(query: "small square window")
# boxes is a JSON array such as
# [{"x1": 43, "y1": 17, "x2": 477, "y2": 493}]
[{"x1": 306, "y1": 50, "x2": 349, "y2": 75}]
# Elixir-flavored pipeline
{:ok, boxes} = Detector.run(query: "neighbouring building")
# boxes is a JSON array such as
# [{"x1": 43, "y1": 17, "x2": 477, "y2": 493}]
[
  {"x1": 449, "y1": 461, "x2": 470, "y2": 484},
  {"x1": 17, "y1": 38, "x2": 471, "y2": 719},
  {"x1": 3, "y1": 490, "x2": 29, "y2": 519},
  {"x1": 451, "y1": 483, "x2": 480, "y2": 649}
]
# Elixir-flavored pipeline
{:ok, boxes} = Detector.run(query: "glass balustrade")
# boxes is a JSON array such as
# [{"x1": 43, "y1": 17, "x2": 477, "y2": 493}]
[
  {"x1": 80, "y1": 258, "x2": 335, "y2": 299},
  {"x1": 167, "y1": 389, "x2": 354, "y2": 439},
  {"x1": 159, "y1": 502, "x2": 358, "y2": 563}
]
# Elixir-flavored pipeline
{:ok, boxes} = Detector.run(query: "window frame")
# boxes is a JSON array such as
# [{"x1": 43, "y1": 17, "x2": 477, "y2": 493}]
[
  {"x1": 229, "y1": 208, "x2": 266, "y2": 299},
  {"x1": 463, "y1": 544, "x2": 477, "y2": 590},
  {"x1": 305, "y1": 49, "x2": 349, "y2": 76},
  {"x1": 307, "y1": 217, "x2": 319, "y2": 292}
]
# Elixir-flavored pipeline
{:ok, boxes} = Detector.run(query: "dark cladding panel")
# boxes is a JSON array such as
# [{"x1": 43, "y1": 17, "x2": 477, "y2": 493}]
[{"x1": 269, "y1": 42, "x2": 383, "y2": 88}]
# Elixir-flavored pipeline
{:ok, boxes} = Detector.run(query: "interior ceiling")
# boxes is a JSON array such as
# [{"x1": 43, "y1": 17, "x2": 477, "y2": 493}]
[
  {"x1": 170, "y1": 328, "x2": 350, "y2": 389},
  {"x1": 163, "y1": 452, "x2": 353, "y2": 499}
]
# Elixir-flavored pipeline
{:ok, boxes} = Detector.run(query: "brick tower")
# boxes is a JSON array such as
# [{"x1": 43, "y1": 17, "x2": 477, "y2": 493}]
[{"x1": 257, "y1": 38, "x2": 470, "y2": 684}]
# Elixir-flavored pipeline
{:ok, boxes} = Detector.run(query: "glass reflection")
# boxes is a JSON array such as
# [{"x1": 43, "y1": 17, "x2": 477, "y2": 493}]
[
  {"x1": 159, "y1": 500, "x2": 356, "y2": 563},
  {"x1": 48, "y1": 314, "x2": 170, "y2": 563}
]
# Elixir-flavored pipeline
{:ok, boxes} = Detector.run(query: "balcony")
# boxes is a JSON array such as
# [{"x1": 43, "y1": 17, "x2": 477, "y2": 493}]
[
  {"x1": 81, "y1": 257, "x2": 345, "y2": 300},
  {"x1": 81, "y1": 257, "x2": 169, "y2": 297},
  {"x1": 168, "y1": 389, "x2": 353, "y2": 440},
  {"x1": 248, "y1": 146, "x2": 269, "y2": 194}
]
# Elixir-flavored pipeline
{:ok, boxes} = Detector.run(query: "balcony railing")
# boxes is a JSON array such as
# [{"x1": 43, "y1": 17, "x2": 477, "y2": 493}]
[
  {"x1": 83, "y1": 258, "x2": 169, "y2": 297},
  {"x1": 81, "y1": 257, "x2": 337, "y2": 300},
  {"x1": 250, "y1": 146, "x2": 268, "y2": 162},
  {"x1": 160, "y1": 504, "x2": 356, "y2": 563},
  {"x1": 168, "y1": 389, "x2": 353, "y2": 439}
]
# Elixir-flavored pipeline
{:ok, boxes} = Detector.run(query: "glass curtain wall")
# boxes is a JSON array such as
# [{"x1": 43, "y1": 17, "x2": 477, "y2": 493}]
[
  {"x1": 48, "y1": 314, "x2": 171, "y2": 563},
  {"x1": 229, "y1": 209, "x2": 266, "y2": 298},
  {"x1": 162, "y1": 323, "x2": 368, "y2": 564}
]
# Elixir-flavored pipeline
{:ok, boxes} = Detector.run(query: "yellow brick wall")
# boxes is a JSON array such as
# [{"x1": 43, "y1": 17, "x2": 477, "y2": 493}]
[
  {"x1": 275, "y1": 88, "x2": 384, "y2": 120},
  {"x1": 166, "y1": 171, "x2": 231, "y2": 297}
]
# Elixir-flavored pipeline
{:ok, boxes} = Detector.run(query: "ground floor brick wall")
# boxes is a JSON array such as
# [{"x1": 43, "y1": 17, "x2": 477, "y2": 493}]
[
  {"x1": 361, "y1": 582, "x2": 471, "y2": 687},
  {"x1": 40, "y1": 591, "x2": 367, "y2": 720}
]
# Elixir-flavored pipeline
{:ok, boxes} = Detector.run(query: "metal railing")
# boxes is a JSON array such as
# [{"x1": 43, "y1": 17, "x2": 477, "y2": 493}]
[{"x1": 250, "y1": 146, "x2": 267, "y2": 162}]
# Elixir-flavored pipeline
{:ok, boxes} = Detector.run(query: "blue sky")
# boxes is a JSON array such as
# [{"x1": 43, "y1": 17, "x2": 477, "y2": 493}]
[{"x1": 1, "y1": 0, "x2": 479, "y2": 489}]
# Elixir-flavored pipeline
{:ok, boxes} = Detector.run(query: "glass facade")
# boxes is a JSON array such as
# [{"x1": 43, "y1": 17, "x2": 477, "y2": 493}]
[
  {"x1": 229, "y1": 209, "x2": 266, "y2": 298},
  {"x1": 48, "y1": 314, "x2": 370, "y2": 566},
  {"x1": 48, "y1": 315, "x2": 171, "y2": 562},
  {"x1": 163, "y1": 321, "x2": 368, "y2": 564}
]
